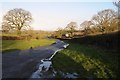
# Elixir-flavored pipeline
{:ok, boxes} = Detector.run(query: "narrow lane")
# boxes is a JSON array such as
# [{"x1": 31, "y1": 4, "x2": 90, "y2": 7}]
[{"x1": 2, "y1": 40, "x2": 67, "y2": 78}]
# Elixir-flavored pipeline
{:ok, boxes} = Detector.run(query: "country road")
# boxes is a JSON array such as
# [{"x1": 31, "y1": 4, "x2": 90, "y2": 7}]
[{"x1": 2, "y1": 40, "x2": 67, "y2": 78}]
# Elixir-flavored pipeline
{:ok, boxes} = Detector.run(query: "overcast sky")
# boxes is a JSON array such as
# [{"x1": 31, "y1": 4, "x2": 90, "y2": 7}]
[{"x1": 0, "y1": 1, "x2": 117, "y2": 31}]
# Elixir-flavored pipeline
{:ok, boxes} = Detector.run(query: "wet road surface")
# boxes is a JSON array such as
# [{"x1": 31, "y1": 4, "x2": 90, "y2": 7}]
[{"x1": 2, "y1": 40, "x2": 67, "y2": 78}]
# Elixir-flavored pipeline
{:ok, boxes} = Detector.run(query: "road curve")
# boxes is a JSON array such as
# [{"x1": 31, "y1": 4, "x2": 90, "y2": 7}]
[{"x1": 2, "y1": 40, "x2": 67, "y2": 78}]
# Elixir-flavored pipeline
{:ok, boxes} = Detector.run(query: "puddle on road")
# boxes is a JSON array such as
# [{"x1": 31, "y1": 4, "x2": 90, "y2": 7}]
[
  {"x1": 30, "y1": 43, "x2": 74, "y2": 78},
  {"x1": 31, "y1": 59, "x2": 78, "y2": 78},
  {"x1": 65, "y1": 72, "x2": 78, "y2": 78},
  {"x1": 31, "y1": 59, "x2": 52, "y2": 78}
]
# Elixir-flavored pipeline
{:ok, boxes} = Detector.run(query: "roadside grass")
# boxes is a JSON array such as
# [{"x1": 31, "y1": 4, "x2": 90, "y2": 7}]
[
  {"x1": 52, "y1": 40, "x2": 118, "y2": 78},
  {"x1": 1, "y1": 39, "x2": 55, "y2": 53}
]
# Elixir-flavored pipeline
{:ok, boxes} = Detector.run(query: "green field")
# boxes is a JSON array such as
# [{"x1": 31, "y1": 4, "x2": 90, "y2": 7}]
[
  {"x1": 52, "y1": 40, "x2": 118, "y2": 78},
  {"x1": 1, "y1": 39, "x2": 55, "y2": 53}
]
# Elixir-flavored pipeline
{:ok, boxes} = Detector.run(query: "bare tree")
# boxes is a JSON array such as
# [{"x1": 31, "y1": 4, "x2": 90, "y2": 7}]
[
  {"x1": 2, "y1": 8, "x2": 32, "y2": 35},
  {"x1": 65, "y1": 22, "x2": 77, "y2": 37},
  {"x1": 113, "y1": 1, "x2": 120, "y2": 8},
  {"x1": 80, "y1": 21, "x2": 93, "y2": 35},
  {"x1": 113, "y1": 1, "x2": 120, "y2": 31},
  {"x1": 2, "y1": 22, "x2": 12, "y2": 33},
  {"x1": 92, "y1": 9, "x2": 117, "y2": 33}
]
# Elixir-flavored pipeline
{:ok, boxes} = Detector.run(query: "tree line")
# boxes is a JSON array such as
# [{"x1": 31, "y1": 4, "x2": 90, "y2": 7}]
[
  {"x1": 53, "y1": 2, "x2": 119, "y2": 38},
  {"x1": 1, "y1": 1, "x2": 119, "y2": 38}
]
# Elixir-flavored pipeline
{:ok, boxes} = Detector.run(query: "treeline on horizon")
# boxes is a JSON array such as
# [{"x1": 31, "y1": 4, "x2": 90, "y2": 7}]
[
  {"x1": 52, "y1": 8, "x2": 119, "y2": 38},
  {"x1": 52, "y1": 2, "x2": 119, "y2": 53},
  {"x1": 1, "y1": 30, "x2": 52, "y2": 40}
]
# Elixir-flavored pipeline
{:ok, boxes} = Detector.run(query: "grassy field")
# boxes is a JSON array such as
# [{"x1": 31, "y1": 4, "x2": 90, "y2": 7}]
[
  {"x1": 1, "y1": 39, "x2": 55, "y2": 53},
  {"x1": 52, "y1": 40, "x2": 118, "y2": 78}
]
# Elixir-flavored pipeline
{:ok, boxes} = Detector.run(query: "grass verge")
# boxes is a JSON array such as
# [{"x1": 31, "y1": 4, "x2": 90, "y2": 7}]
[
  {"x1": 52, "y1": 40, "x2": 118, "y2": 78},
  {"x1": 1, "y1": 39, "x2": 55, "y2": 53}
]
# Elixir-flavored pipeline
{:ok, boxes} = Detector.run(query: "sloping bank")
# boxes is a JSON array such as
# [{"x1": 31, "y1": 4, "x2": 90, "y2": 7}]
[{"x1": 30, "y1": 41, "x2": 69, "y2": 78}]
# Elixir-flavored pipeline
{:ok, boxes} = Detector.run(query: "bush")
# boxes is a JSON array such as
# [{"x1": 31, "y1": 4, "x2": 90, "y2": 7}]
[{"x1": 2, "y1": 36, "x2": 25, "y2": 40}]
